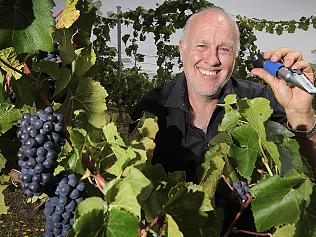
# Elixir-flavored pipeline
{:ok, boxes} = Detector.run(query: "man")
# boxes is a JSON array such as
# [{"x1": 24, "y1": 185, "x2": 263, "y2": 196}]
[{"x1": 132, "y1": 6, "x2": 316, "y2": 235}]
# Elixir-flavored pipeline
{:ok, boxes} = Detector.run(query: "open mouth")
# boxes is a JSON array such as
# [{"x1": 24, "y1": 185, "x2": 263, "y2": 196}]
[{"x1": 197, "y1": 67, "x2": 218, "y2": 76}]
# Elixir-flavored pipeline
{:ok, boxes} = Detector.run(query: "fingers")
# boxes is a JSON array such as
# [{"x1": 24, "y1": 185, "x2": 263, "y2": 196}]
[{"x1": 262, "y1": 47, "x2": 314, "y2": 79}]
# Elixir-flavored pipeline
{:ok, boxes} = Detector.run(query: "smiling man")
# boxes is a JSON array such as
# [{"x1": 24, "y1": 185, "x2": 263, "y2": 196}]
[{"x1": 131, "y1": 6, "x2": 316, "y2": 234}]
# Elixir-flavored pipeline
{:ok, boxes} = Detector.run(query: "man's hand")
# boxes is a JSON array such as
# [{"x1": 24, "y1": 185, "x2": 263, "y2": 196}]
[{"x1": 251, "y1": 47, "x2": 315, "y2": 130}]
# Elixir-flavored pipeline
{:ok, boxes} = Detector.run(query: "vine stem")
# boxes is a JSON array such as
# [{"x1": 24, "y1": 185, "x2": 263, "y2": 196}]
[
  {"x1": 232, "y1": 229, "x2": 272, "y2": 236},
  {"x1": 138, "y1": 212, "x2": 165, "y2": 237},
  {"x1": 223, "y1": 195, "x2": 255, "y2": 237}
]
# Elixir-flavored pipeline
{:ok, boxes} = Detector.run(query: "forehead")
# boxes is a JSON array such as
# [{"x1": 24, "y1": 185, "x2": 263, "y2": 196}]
[{"x1": 187, "y1": 12, "x2": 237, "y2": 43}]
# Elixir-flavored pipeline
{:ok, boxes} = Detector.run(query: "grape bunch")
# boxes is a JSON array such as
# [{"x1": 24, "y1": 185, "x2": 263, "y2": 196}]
[
  {"x1": 44, "y1": 173, "x2": 85, "y2": 237},
  {"x1": 16, "y1": 107, "x2": 65, "y2": 197},
  {"x1": 42, "y1": 52, "x2": 61, "y2": 63},
  {"x1": 232, "y1": 180, "x2": 252, "y2": 202}
]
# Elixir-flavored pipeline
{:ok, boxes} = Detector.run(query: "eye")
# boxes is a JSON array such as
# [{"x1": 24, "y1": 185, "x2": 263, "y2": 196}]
[
  {"x1": 196, "y1": 44, "x2": 207, "y2": 49},
  {"x1": 218, "y1": 46, "x2": 234, "y2": 55}
]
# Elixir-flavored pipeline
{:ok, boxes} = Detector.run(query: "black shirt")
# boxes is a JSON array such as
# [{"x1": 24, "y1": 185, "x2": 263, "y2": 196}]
[{"x1": 132, "y1": 72, "x2": 286, "y2": 182}]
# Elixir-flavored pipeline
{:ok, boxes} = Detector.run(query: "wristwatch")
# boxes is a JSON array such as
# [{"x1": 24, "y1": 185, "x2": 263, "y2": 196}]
[{"x1": 287, "y1": 116, "x2": 316, "y2": 138}]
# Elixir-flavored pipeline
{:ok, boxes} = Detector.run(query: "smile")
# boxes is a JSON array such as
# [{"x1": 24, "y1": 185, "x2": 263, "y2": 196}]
[{"x1": 198, "y1": 67, "x2": 217, "y2": 76}]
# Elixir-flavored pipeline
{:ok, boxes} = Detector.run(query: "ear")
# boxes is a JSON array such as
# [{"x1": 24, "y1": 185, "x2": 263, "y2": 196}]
[{"x1": 178, "y1": 40, "x2": 184, "y2": 62}]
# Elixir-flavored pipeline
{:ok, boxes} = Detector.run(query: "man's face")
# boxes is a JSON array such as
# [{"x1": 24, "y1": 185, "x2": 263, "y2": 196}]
[{"x1": 179, "y1": 12, "x2": 237, "y2": 99}]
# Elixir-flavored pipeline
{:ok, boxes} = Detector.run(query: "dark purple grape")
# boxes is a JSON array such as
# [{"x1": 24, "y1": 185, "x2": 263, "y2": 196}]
[
  {"x1": 21, "y1": 173, "x2": 32, "y2": 183},
  {"x1": 32, "y1": 174, "x2": 42, "y2": 183},
  {"x1": 29, "y1": 182, "x2": 39, "y2": 192},
  {"x1": 35, "y1": 134, "x2": 45, "y2": 144},
  {"x1": 26, "y1": 158, "x2": 36, "y2": 168},
  {"x1": 35, "y1": 155, "x2": 46, "y2": 163},
  {"x1": 65, "y1": 200, "x2": 76, "y2": 212},
  {"x1": 30, "y1": 115, "x2": 38, "y2": 124},
  {"x1": 44, "y1": 205, "x2": 54, "y2": 216},
  {"x1": 34, "y1": 119, "x2": 44, "y2": 129},
  {"x1": 24, "y1": 189, "x2": 33, "y2": 197},
  {"x1": 50, "y1": 197, "x2": 59, "y2": 206},
  {"x1": 60, "y1": 184, "x2": 71, "y2": 196},
  {"x1": 55, "y1": 205, "x2": 64, "y2": 214},
  {"x1": 20, "y1": 132, "x2": 30, "y2": 142},
  {"x1": 43, "y1": 121, "x2": 53, "y2": 132},
  {"x1": 36, "y1": 147, "x2": 47, "y2": 157},
  {"x1": 47, "y1": 114, "x2": 56, "y2": 121},
  {"x1": 76, "y1": 182, "x2": 85, "y2": 192},
  {"x1": 70, "y1": 189, "x2": 79, "y2": 199},
  {"x1": 34, "y1": 163, "x2": 45, "y2": 174},
  {"x1": 40, "y1": 129, "x2": 48, "y2": 136},
  {"x1": 54, "y1": 123, "x2": 63, "y2": 132},
  {"x1": 53, "y1": 227, "x2": 62, "y2": 235},
  {"x1": 39, "y1": 113, "x2": 48, "y2": 122},
  {"x1": 46, "y1": 150, "x2": 57, "y2": 160},
  {"x1": 68, "y1": 176, "x2": 77, "y2": 187},
  {"x1": 29, "y1": 128, "x2": 38, "y2": 137},
  {"x1": 58, "y1": 196, "x2": 68, "y2": 206},
  {"x1": 25, "y1": 138, "x2": 36, "y2": 147},
  {"x1": 22, "y1": 113, "x2": 31, "y2": 121},
  {"x1": 17, "y1": 151, "x2": 26, "y2": 160},
  {"x1": 45, "y1": 107, "x2": 53, "y2": 113},
  {"x1": 52, "y1": 213, "x2": 61, "y2": 223},
  {"x1": 20, "y1": 120, "x2": 29, "y2": 128},
  {"x1": 44, "y1": 141, "x2": 54, "y2": 150},
  {"x1": 43, "y1": 159, "x2": 56, "y2": 169},
  {"x1": 56, "y1": 114, "x2": 63, "y2": 122},
  {"x1": 42, "y1": 173, "x2": 54, "y2": 184},
  {"x1": 25, "y1": 148, "x2": 37, "y2": 157}
]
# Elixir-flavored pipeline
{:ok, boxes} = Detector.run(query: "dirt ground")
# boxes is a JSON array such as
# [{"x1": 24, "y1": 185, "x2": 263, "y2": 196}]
[{"x1": 0, "y1": 185, "x2": 45, "y2": 237}]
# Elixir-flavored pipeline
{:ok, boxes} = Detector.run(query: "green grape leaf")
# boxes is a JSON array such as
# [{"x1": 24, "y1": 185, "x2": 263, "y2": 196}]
[
  {"x1": 35, "y1": 60, "x2": 59, "y2": 79},
  {"x1": 54, "y1": 66, "x2": 72, "y2": 96},
  {"x1": 0, "y1": 185, "x2": 8, "y2": 214},
  {"x1": 266, "y1": 121, "x2": 308, "y2": 175},
  {"x1": 164, "y1": 183, "x2": 208, "y2": 236},
  {"x1": 103, "y1": 123, "x2": 139, "y2": 176},
  {"x1": 73, "y1": 209, "x2": 105, "y2": 237},
  {"x1": 68, "y1": 128, "x2": 87, "y2": 174},
  {"x1": 138, "y1": 117, "x2": 159, "y2": 139},
  {"x1": 251, "y1": 171, "x2": 313, "y2": 231},
  {"x1": 110, "y1": 168, "x2": 152, "y2": 218},
  {"x1": 106, "y1": 208, "x2": 138, "y2": 237},
  {"x1": 199, "y1": 153, "x2": 225, "y2": 210},
  {"x1": 72, "y1": 45, "x2": 96, "y2": 80},
  {"x1": 103, "y1": 122, "x2": 125, "y2": 146},
  {"x1": 55, "y1": 0, "x2": 80, "y2": 29},
  {"x1": 272, "y1": 224, "x2": 296, "y2": 237},
  {"x1": 0, "y1": 0, "x2": 54, "y2": 54},
  {"x1": 238, "y1": 97, "x2": 280, "y2": 172},
  {"x1": 10, "y1": 75, "x2": 36, "y2": 106},
  {"x1": 166, "y1": 214, "x2": 184, "y2": 237},
  {"x1": 229, "y1": 124, "x2": 259, "y2": 178},
  {"x1": 294, "y1": 186, "x2": 316, "y2": 237},
  {"x1": 0, "y1": 47, "x2": 23, "y2": 79},
  {"x1": 76, "y1": 197, "x2": 105, "y2": 216},
  {"x1": 62, "y1": 77, "x2": 107, "y2": 128},
  {"x1": 237, "y1": 97, "x2": 272, "y2": 138},
  {"x1": 218, "y1": 110, "x2": 241, "y2": 131},
  {"x1": 74, "y1": 197, "x2": 106, "y2": 236},
  {"x1": 54, "y1": 28, "x2": 77, "y2": 64},
  {"x1": 0, "y1": 104, "x2": 20, "y2": 135},
  {"x1": 0, "y1": 153, "x2": 6, "y2": 176}
]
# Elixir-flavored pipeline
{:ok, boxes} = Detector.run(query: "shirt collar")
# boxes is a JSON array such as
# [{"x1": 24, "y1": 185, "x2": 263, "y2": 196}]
[{"x1": 164, "y1": 72, "x2": 238, "y2": 110}]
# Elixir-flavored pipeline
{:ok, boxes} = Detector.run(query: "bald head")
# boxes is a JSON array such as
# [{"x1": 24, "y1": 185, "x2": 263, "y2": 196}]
[{"x1": 181, "y1": 7, "x2": 240, "y2": 56}]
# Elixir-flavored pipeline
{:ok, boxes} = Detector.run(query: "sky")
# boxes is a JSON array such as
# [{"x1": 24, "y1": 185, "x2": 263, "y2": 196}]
[{"x1": 54, "y1": 0, "x2": 316, "y2": 74}]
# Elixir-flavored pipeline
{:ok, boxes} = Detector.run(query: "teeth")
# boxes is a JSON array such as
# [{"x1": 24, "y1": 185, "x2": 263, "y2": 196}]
[{"x1": 198, "y1": 68, "x2": 216, "y2": 76}]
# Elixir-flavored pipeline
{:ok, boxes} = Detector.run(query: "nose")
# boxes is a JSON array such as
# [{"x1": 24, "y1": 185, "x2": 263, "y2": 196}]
[{"x1": 204, "y1": 48, "x2": 220, "y2": 66}]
